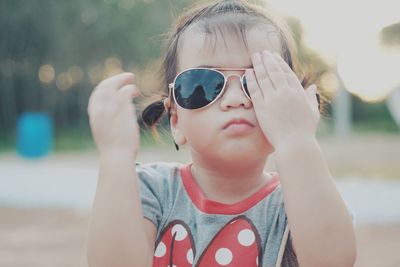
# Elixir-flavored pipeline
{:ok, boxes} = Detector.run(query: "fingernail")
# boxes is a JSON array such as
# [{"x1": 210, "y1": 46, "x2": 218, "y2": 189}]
[{"x1": 312, "y1": 85, "x2": 317, "y2": 92}]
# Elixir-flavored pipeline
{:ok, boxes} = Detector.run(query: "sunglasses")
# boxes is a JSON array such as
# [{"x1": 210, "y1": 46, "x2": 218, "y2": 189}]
[{"x1": 168, "y1": 67, "x2": 252, "y2": 110}]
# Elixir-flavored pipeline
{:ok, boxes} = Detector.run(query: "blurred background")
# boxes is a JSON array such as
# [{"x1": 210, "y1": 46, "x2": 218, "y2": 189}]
[{"x1": 0, "y1": 0, "x2": 399, "y2": 266}]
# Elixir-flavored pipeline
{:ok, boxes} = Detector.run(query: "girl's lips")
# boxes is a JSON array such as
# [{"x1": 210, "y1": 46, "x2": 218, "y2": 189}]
[
  {"x1": 224, "y1": 124, "x2": 254, "y2": 135},
  {"x1": 222, "y1": 118, "x2": 255, "y2": 132}
]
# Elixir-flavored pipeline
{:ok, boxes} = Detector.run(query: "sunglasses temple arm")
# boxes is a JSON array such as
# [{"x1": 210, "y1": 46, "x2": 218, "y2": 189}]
[{"x1": 167, "y1": 84, "x2": 179, "y2": 151}]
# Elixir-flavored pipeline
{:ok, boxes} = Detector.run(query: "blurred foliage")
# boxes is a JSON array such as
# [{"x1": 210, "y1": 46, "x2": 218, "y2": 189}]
[
  {"x1": 0, "y1": 0, "x2": 192, "y2": 147},
  {"x1": 0, "y1": 0, "x2": 398, "y2": 151},
  {"x1": 352, "y1": 95, "x2": 398, "y2": 132}
]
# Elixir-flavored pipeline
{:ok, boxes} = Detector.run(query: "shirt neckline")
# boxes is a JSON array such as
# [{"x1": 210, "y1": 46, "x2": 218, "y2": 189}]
[{"x1": 180, "y1": 163, "x2": 280, "y2": 215}]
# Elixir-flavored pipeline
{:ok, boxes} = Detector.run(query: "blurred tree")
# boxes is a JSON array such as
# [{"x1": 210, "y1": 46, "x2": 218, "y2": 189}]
[
  {"x1": 0, "y1": 0, "x2": 193, "y2": 148},
  {"x1": 352, "y1": 95, "x2": 398, "y2": 132}
]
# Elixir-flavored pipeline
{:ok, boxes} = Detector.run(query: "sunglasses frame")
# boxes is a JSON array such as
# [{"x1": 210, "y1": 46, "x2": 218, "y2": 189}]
[{"x1": 168, "y1": 67, "x2": 253, "y2": 110}]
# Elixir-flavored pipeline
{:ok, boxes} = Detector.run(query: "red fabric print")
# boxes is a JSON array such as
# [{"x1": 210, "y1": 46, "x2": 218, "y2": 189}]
[
  {"x1": 152, "y1": 216, "x2": 262, "y2": 267},
  {"x1": 153, "y1": 220, "x2": 195, "y2": 267}
]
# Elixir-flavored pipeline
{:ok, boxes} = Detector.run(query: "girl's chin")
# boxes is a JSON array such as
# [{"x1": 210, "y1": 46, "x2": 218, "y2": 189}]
[
  {"x1": 219, "y1": 146, "x2": 272, "y2": 161},
  {"x1": 191, "y1": 139, "x2": 273, "y2": 160}
]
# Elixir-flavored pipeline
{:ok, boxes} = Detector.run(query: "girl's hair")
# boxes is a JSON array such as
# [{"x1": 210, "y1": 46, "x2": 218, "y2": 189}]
[{"x1": 142, "y1": 0, "x2": 318, "y2": 127}]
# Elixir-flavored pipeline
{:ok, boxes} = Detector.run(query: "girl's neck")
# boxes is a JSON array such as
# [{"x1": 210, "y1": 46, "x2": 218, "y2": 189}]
[{"x1": 190, "y1": 154, "x2": 272, "y2": 205}]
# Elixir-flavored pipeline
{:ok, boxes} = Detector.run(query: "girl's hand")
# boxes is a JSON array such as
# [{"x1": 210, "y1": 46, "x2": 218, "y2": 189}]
[
  {"x1": 88, "y1": 73, "x2": 141, "y2": 158},
  {"x1": 245, "y1": 50, "x2": 320, "y2": 150}
]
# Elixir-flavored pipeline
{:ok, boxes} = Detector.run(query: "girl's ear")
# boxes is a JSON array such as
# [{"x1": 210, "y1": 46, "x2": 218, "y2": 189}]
[
  {"x1": 163, "y1": 97, "x2": 171, "y2": 111},
  {"x1": 169, "y1": 107, "x2": 187, "y2": 146}
]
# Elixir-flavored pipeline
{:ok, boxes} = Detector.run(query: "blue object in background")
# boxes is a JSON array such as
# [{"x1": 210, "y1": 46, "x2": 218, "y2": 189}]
[{"x1": 17, "y1": 112, "x2": 53, "y2": 158}]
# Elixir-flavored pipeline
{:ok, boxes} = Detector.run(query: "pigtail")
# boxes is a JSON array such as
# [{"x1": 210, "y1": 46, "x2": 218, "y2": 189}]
[{"x1": 141, "y1": 100, "x2": 165, "y2": 127}]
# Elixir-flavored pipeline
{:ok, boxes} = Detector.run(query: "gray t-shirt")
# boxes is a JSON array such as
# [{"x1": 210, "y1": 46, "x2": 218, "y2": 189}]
[{"x1": 137, "y1": 161, "x2": 298, "y2": 267}]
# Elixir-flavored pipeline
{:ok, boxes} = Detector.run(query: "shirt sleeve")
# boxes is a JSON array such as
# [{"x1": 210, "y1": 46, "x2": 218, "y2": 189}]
[{"x1": 136, "y1": 162, "x2": 168, "y2": 229}]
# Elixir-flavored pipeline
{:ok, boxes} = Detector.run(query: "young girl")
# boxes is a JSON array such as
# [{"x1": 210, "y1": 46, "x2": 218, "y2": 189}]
[{"x1": 87, "y1": 1, "x2": 356, "y2": 266}]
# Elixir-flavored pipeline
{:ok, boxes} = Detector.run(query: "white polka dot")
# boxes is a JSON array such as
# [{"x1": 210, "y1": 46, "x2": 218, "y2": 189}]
[
  {"x1": 172, "y1": 224, "x2": 188, "y2": 241},
  {"x1": 187, "y1": 248, "x2": 194, "y2": 264},
  {"x1": 154, "y1": 242, "x2": 166, "y2": 257},
  {"x1": 215, "y1": 248, "x2": 233, "y2": 265},
  {"x1": 256, "y1": 256, "x2": 259, "y2": 266},
  {"x1": 238, "y1": 229, "x2": 255, "y2": 247}
]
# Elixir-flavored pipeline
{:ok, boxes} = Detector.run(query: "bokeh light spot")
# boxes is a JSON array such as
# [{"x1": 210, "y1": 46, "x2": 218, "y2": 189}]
[
  {"x1": 56, "y1": 72, "x2": 73, "y2": 90},
  {"x1": 38, "y1": 64, "x2": 55, "y2": 84}
]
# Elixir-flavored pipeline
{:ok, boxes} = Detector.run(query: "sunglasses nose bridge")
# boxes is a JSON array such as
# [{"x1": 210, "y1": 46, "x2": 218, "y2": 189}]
[
  {"x1": 225, "y1": 73, "x2": 243, "y2": 86},
  {"x1": 224, "y1": 73, "x2": 247, "y2": 93},
  {"x1": 225, "y1": 73, "x2": 241, "y2": 80}
]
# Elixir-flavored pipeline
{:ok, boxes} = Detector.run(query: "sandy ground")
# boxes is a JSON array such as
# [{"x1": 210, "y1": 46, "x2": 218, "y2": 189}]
[{"x1": 0, "y1": 133, "x2": 400, "y2": 266}]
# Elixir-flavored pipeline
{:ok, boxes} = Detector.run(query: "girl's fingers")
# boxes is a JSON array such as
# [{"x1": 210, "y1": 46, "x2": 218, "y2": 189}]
[
  {"x1": 272, "y1": 53, "x2": 302, "y2": 88},
  {"x1": 98, "y1": 72, "x2": 135, "y2": 92},
  {"x1": 245, "y1": 69, "x2": 264, "y2": 105},
  {"x1": 262, "y1": 50, "x2": 290, "y2": 90},
  {"x1": 118, "y1": 84, "x2": 140, "y2": 102},
  {"x1": 251, "y1": 52, "x2": 275, "y2": 94}
]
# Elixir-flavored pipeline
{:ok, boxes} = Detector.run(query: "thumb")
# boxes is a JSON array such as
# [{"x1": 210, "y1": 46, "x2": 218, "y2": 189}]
[{"x1": 119, "y1": 84, "x2": 141, "y2": 100}]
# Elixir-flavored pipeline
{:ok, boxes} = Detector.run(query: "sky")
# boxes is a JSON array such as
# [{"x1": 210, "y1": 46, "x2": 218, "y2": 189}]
[{"x1": 267, "y1": 0, "x2": 400, "y2": 102}]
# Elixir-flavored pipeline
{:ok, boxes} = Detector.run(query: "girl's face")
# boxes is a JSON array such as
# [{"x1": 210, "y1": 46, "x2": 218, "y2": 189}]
[{"x1": 172, "y1": 26, "x2": 282, "y2": 163}]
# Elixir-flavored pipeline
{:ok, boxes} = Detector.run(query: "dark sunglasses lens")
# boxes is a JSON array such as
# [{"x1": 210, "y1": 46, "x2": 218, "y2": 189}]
[
  {"x1": 242, "y1": 76, "x2": 251, "y2": 98},
  {"x1": 174, "y1": 69, "x2": 224, "y2": 109}
]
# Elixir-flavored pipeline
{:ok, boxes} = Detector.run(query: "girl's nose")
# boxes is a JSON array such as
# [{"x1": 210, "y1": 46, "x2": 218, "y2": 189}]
[{"x1": 219, "y1": 74, "x2": 252, "y2": 110}]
